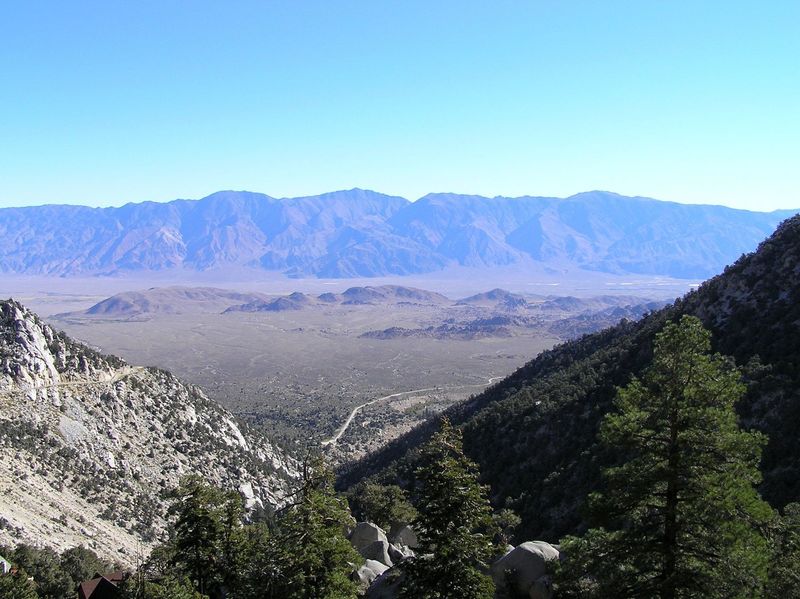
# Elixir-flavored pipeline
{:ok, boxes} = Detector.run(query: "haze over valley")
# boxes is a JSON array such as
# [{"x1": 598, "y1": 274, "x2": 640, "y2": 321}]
[{"x1": 37, "y1": 284, "x2": 663, "y2": 460}]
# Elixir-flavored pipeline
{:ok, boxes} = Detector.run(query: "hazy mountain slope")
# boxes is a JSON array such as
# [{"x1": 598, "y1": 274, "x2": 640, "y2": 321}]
[
  {"x1": 0, "y1": 300, "x2": 297, "y2": 563},
  {"x1": 0, "y1": 189, "x2": 408, "y2": 275},
  {"x1": 391, "y1": 191, "x2": 795, "y2": 277},
  {"x1": 339, "y1": 214, "x2": 800, "y2": 542},
  {"x1": 224, "y1": 285, "x2": 451, "y2": 313},
  {"x1": 0, "y1": 189, "x2": 794, "y2": 279},
  {"x1": 77, "y1": 287, "x2": 272, "y2": 317},
  {"x1": 548, "y1": 301, "x2": 667, "y2": 340},
  {"x1": 457, "y1": 288, "x2": 532, "y2": 308}
]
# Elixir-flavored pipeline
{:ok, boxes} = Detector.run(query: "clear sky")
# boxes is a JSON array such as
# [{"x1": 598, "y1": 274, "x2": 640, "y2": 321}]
[{"x1": 1, "y1": 1, "x2": 798, "y2": 210}]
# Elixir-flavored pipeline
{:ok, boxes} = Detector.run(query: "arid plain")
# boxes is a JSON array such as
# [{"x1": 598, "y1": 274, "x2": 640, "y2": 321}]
[{"x1": 2, "y1": 273, "x2": 686, "y2": 461}]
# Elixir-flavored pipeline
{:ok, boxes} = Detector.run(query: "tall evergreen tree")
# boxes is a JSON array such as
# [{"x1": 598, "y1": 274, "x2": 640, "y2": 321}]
[
  {"x1": 169, "y1": 475, "x2": 244, "y2": 598},
  {"x1": 559, "y1": 315, "x2": 773, "y2": 598},
  {"x1": 236, "y1": 522, "x2": 274, "y2": 599},
  {"x1": 400, "y1": 418, "x2": 495, "y2": 599},
  {"x1": 266, "y1": 456, "x2": 362, "y2": 599}
]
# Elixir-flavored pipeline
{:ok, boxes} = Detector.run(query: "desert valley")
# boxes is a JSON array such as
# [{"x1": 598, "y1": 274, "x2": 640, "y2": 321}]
[{"x1": 2, "y1": 3, "x2": 798, "y2": 596}]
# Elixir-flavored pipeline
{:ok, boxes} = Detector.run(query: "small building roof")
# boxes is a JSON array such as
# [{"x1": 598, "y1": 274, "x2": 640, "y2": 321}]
[{"x1": 77, "y1": 573, "x2": 124, "y2": 599}]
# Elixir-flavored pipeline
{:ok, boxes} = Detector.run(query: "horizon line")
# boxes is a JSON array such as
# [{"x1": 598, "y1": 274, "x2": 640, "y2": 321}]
[{"x1": 2, "y1": 187, "x2": 798, "y2": 214}]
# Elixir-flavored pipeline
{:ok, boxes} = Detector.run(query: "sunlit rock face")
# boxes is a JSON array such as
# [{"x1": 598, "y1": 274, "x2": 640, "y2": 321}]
[{"x1": 0, "y1": 299, "x2": 298, "y2": 564}]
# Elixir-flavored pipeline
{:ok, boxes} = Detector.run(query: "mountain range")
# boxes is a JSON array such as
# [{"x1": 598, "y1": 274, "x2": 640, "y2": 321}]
[
  {"x1": 3, "y1": 202, "x2": 799, "y2": 565},
  {"x1": 1, "y1": 189, "x2": 795, "y2": 279},
  {"x1": 340, "y1": 212, "x2": 800, "y2": 542}
]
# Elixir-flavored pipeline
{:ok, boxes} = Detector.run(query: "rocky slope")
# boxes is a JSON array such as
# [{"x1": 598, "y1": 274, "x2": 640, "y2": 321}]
[
  {"x1": 0, "y1": 300, "x2": 297, "y2": 563},
  {"x1": 0, "y1": 189, "x2": 795, "y2": 279},
  {"x1": 340, "y1": 214, "x2": 800, "y2": 542}
]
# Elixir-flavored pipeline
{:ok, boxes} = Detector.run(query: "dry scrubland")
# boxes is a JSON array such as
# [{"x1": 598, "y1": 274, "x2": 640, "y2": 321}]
[
  {"x1": 51, "y1": 305, "x2": 557, "y2": 452},
  {"x1": 0, "y1": 281, "x2": 669, "y2": 461}
]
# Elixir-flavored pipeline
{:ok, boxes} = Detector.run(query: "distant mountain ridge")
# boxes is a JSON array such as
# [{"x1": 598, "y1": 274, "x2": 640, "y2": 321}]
[
  {"x1": 83, "y1": 287, "x2": 272, "y2": 317},
  {"x1": 1, "y1": 189, "x2": 795, "y2": 279}
]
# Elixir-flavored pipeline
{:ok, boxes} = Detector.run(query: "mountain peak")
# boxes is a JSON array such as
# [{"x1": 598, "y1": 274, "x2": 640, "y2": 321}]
[{"x1": 565, "y1": 190, "x2": 652, "y2": 202}]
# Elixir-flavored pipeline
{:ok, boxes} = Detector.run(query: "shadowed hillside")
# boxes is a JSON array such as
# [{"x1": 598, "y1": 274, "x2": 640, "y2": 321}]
[{"x1": 339, "y1": 215, "x2": 800, "y2": 542}]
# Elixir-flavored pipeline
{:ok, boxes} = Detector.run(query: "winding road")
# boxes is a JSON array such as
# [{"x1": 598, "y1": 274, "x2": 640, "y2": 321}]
[{"x1": 321, "y1": 375, "x2": 503, "y2": 447}]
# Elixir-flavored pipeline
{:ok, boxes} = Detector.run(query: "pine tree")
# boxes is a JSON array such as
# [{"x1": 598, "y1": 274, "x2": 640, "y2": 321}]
[
  {"x1": 348, "y1": 482, "x2": 417, "y2": 533},
  {"x1": 559, "y1": 315, "x2": 773, "y2": 598},
  {"x1": 7, "y1": 545, "x2": 72, "y2": 599},
  {"x1": 120, "y1": 575, "x2": 205, "y2": 599},
  {"x1": 236, "y1": 522, "x2": 274, "y2": 599},
  {"x1": 767, "y1": 502, "x2": 800, "y2": 597},
  {"x1": 169, "y1": 475, "x2": 244, "y2": 598},
  {"x1": 59, "y1": 546, "x2": 108, "y2": 593},
  {"x1": 400, "y1": 418, "x2": 495, "y2": 599},
  {"x1": 266, "y1": 456, "x2": 362, "y2": 599}
]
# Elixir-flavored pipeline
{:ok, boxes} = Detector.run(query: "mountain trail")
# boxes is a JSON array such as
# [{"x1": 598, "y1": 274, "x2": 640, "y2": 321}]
[{"x1": 0, "y1": 365, "x2": 145, "y2": 401}]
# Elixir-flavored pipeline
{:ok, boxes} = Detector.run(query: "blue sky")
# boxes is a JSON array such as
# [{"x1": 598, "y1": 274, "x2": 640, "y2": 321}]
[{"x1": 1, "y1": 1, "x2": 797, "y2": 210}]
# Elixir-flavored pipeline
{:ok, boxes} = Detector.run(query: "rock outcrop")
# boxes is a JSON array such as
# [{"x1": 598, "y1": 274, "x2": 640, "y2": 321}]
[
  {"x1": 354, "y1": 559, "x2": 390, "y2": 586},
  {"x1": 360, "y1": 540, "x2": 394, "y2": 568},
  {"x1": 490, "y1": 541, "x2": 560, "y2": 598},
  {"x1": 0, "y1": 299, "x2": 297, "y2": 564},
  {"x1": 349, "y1": 521, "x2": 559, "y2": 599},
  {"x1": 350, "y1": 521, "x2": 390, "y2": 552},
  {"x1": 349, "y1": 521, "x2": 418, "y2": 595}
]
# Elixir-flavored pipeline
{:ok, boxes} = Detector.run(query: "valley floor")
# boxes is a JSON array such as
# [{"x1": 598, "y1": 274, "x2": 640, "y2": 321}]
[{"x1": 0, "y1": 275, "x2": 682, "y2": 461}]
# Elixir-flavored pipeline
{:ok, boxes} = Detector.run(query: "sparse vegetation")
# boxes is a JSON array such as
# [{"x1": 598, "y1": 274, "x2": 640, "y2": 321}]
[{"x1": 50, "y1": 290, "x2": 653, "y2": 453}]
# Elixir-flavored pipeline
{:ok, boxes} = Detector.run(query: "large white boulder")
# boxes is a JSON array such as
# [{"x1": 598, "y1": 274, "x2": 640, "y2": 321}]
[
  {"x1": 387, "y1": 542, "x2": 414, "y2": 564},
  {"x1": 350, "y1": 521, "x2": 389, "y2": 551},
  {"x1": 490, "y1": 541, "x2": 560, "y2": 595},
  {"x1": 354, "y1": 559, "x2": 390, "y2": 586},
  {"x1": 360, "y1": 539, "x2": 394, "y2": 567},
  {"x1": 390, "y1": 524, "x2": 419, "y2": 549}
]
